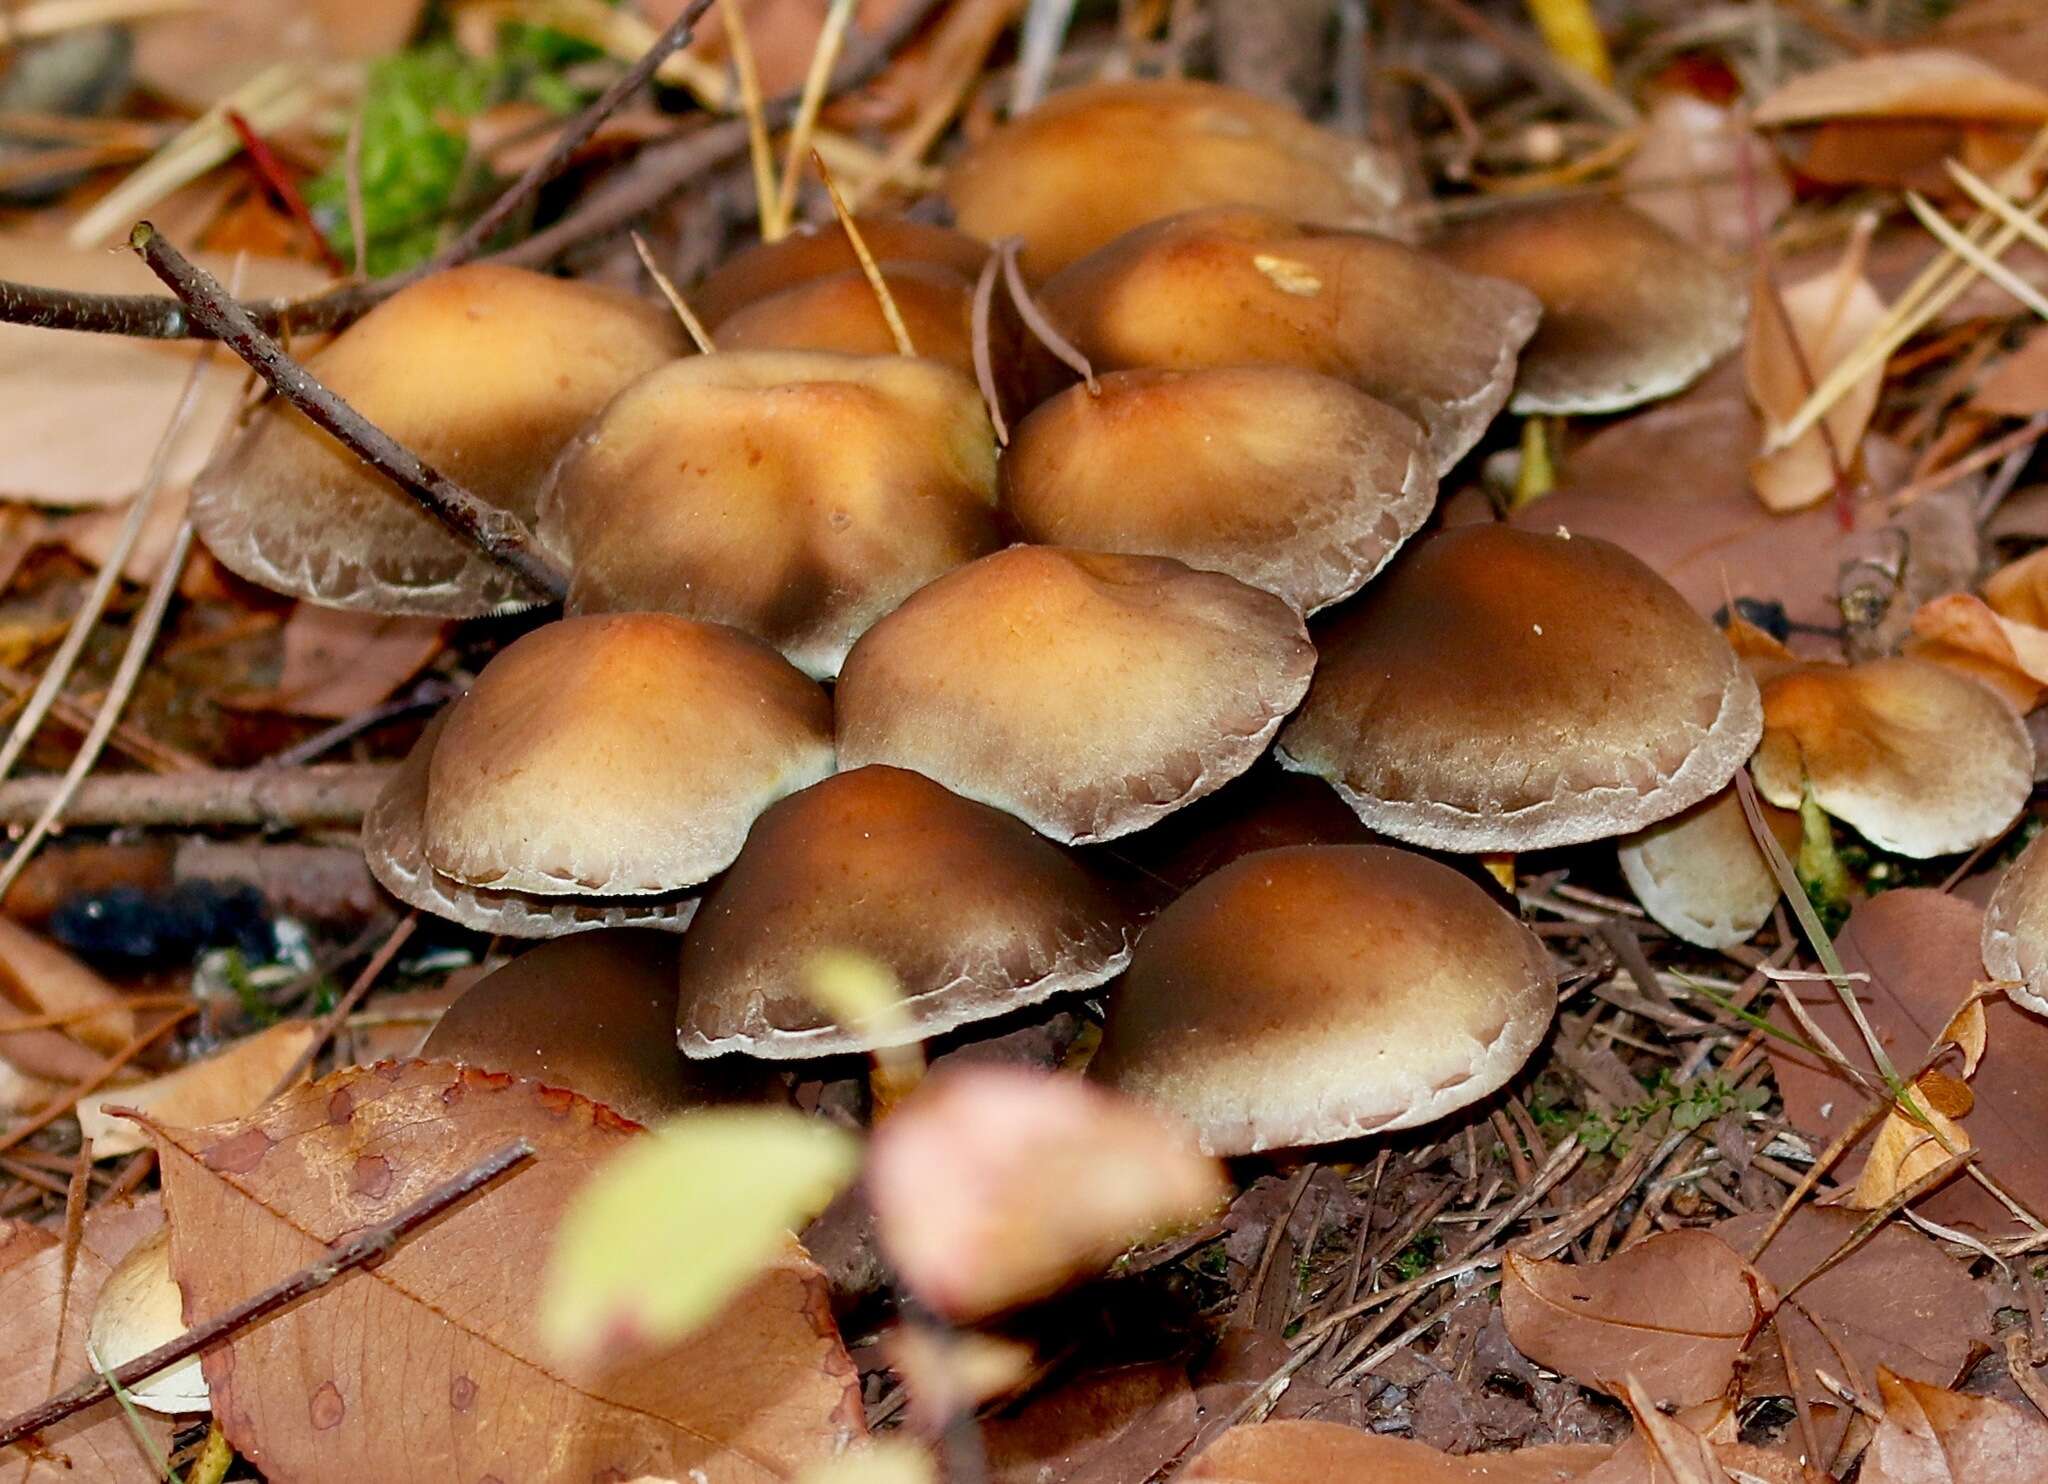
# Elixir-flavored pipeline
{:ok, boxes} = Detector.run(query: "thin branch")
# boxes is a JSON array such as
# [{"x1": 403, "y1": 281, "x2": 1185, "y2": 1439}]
[
  {"x1": 0, "y1": 763, "x2": 393, "y2": 828},
  {"x1": 129, "y1": 224, "x2": 570, "y2": 603},
  {"x1": 0, "y1": 1139, "x2": 535, "y2": 1452}
]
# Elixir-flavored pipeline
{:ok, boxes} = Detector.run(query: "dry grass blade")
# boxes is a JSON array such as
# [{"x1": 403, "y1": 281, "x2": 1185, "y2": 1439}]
[
  {"x1": 1782, "y1": 1148, "x2": 1976, "y2": 1301},
  {"x1": 1904, "y1": 192, "x2": 2048, "y2": 322},
  {"x1": 716, "y1": 0, "x2": 778, "y2": 231},
  {"x1": 970, "y1": 250, "x2": 1007, "y2": 443},
  {"x1": 813, "y1": 151, "x2": 917, "y2": 357},
  {"x1": 769, "y1": 0, "x2": 858, "y2": 239},
  {"x1": 630, "y1": 232, "x2": 716, "y2": 353}
]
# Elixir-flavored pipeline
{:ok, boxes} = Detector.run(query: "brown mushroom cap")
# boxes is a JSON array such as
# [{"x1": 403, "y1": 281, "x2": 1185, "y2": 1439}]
[
  {"x1": 537, "y1": 350, "x2": 1000, "y2": 680},
  {"x1": 676, "y1": 766, "x2": 1135, "y2": 1059},
  {"x1": 362, "y1": 713, "x2": 700, "y2": 938},
  {"x1": 1000, "y1": 366, "x2": 1435, "y2": 613},
  {"x1": 1617, "y1": 787, "x2": 1803, "y2": 951},
  {"x1": 836, "y1": 546, "x2": 1316, "y2": 844},
  {"x1": 423, "y1": 614, "x2": 834, "y2": 894},
  {"x1": 943, "y1": 79, "x2": 1404, "y2": 278},
  {"x1": 714, "y1": 263, "x2": 982, "y2": 378},
  {"x1": 1984, "y1": 826, "x2": 2048, "y2": 1016},
  {"x1": 1433, "y1": 200, "x2": 1747, "y2": 415},
  {"x1": 1277, "y1": 524, "x2": 1764, "y2": 851},
  {"x1": 1036, "y1": 207, "x2": 1541, "y2": 471},
  {"x1": 192, "y1": 265, "x2": 682, "y2": 614},
  {"x1": 1752, "y1": 657, "x2": 2032, "y2": 858},
  {"x1": 1090, "y1": 844, "x2": 1556, "y2": 1154},
  {"x1": 422, "y1": 932, "x2": 745, "y2": 1123},
  {"x1": 691, "y1": 216, "x2": 991, "y2": 327}
]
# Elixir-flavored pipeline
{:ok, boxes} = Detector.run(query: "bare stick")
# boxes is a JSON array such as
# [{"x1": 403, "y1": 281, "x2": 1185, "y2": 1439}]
[
  {"x1": 0, "y1": 1139, "x2": 534, "y2": 1452},
  {"x1": 0, "y1": 763, "x2": 392, "y2": 828},
  {"x1": 129, "y1": 223, "x2": 569, "y2": 603}
]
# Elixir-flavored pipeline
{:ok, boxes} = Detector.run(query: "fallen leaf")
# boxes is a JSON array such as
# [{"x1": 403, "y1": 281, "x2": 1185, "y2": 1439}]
[
  {"x1": 1937, "y1": 0, "x2": 2048, "y2": 94},
  {"x1": 1843, "y1": 1065, "x2": 1976, "y2": 1209},
  {"x1": 984, "y1": 1363, "x2": 1203, "y2": 1484},
  {"x1": 1859, "y1": 1367, "x2": 2048, "y2": 1483},
  {"x1": 1500, "y1": 1230, "x2": 1774, "y2": 1407},
  {"x1": 867, "y1": 1065, "x2": 1229, "y2": 1323},
  {"x1": 131, "y1": 0, "x2": 426, "y2": 110},
  {"x1": 1746, "y1": 234, "x2": 1890, "y2": 512},
  {"x1": 1764, "y1": 888, "x2": 2048, "y2": 1234},
  {"x1": 0, "y1": 235, "x2": 324, "y2": 507},
  {"x1": 1904, "y1": 593, "x2": 2048, "y2": 712},
  {"x1": 1715, "y1": 1205, "x2": 1992, "y2": 1431},
  {"x1": 1584, "y1": 1380, "x2": 1730, "y2": 1483},
  {"x1": 0, "y1": 1206, "x2": 173, "y2": 1481},
  {"x1": 152, "y1": 1060, "x2": 864, "y2": 1484},
  {"x1": 1973, "y1": 325, "x2": 2048, "y2": 417},
  {"x1": 1752, "y1": 50, "x2": 2048, "y2": 127},
  {"x1": 76, "y1": 1020, "x2": 319, "y2": 1158},
  {"x1": 1183, "y1": 1418, "x2": 1611, "y2": 1483},
  {"x1": 0, "y1": 914, "x2": 136, "y2": 1057},
  {"x1": 1982, "y1": 544, "x2": 2048, "y2": 628},
  {"x1": 224, "y1": 606, "x2": 448, "y2": 719},
  {"x1": 541, "y1": 1106, "x2": 861, "y2": 1365},
  {"x1": 86, "y1": 1222, "x2": 209, "y2": 1414},
  {"x1": 49, "y1": 488, "x2": 194, "y2": 584},
  {"x1": 1623, "y1": 94, "x2": 1790, "y2": 255},
  {"x1": 885, "y1": 1326, "x2": 1034, "y2": 1435}
]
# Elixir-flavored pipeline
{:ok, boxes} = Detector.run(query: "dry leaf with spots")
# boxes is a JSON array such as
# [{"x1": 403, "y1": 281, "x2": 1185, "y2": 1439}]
[
  {"x1": 1904, "y1": 593, "x2": 2048, "y2": 711},
  {"x1": 1858, "y1": 1367, "x2": 2048, "y2": 1483},
  {"x1": 867, "y1": 1066, "x2": 1229, "y2": 1323},
  {"x1": 1746, "y1": 233, "x2": 1889, "y2": 512},
  {"x1": 1500, "y1": 1230, "x2": 1773, "y2": 1407},
  {"x1": 0, "y1": 1203, "x2": 173, "y2": 1481},
  {"x1": 1182, "y1": 1418, "x2": 1610, "y2": 1482},
  {"x1": 226, "y1": 606, "x2": 448, "y2": 720},
  {"x1": 76, "y1": 1019, "x2": 318, "y2": 1158},
  {"x1": 150, "y1": 1059, "x2": 864, "y2": 1484}
]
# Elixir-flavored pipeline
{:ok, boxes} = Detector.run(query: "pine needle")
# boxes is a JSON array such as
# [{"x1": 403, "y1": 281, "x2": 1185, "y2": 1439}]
[
  {"x1": 630, "y1": 231, "x2": 717, "y2": 353},
  {"x1": 768, "y1": 0, "x2": 858, "y2": 239},
  {"x1": 813, "y1": 150, "x2": 916, "y2": 357}
]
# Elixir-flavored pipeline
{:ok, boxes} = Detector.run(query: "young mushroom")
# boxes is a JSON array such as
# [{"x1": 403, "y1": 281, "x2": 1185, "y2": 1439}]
[
  {"x1": 1000, "y1": 366, "x2": 1436, "y2": 613},
  {"x1": 1751, "y1": 657, "x2": 2031, "y2": 857},
  {"x1": 421, "y1": 932, "x2": 755, "y2": 1124},
  {"x1": 835, "y1": 546, "x2": 1316, "y2": 845},
  {"x1": 1277, "y1": 525, "x2": 1763, "y2": 851},
  {"x1": 1616, "y1": 787, "x2": 1803, "y2": 951},
  {"x1": 364, "y1": 614, "x2": 833, "y2": 932},
  {"x1": 943, "y1": 79, "x2": 1405, "y2": 278},
  {"x1": 1033, "y1": 207, "x2": 1541, "y2": 471},
  {"x1": 676, "y1": 766, "x2": 1135, "y2": 1059},
  {"x1": 1432, "y1": 200, "x2": 1747, "y2": 414},
  {"x1": 192, "y1": 265, "x2": 684, "y2": 614},
  {"x1": 537, "y1": 350, "x2": 1001, "y2": 680},
  {"x1": 1089, "y1": 845, "x2": 1556, "y2": 1155}
]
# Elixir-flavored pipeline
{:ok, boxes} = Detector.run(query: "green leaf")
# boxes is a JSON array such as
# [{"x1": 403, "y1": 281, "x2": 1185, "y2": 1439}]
[{"x1": 540, "y1": 1108, "x2": 861, "y2": 1364}]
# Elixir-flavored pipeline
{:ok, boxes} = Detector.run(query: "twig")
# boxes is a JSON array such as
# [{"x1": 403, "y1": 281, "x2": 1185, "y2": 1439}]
[
  {"x1": 266, "y1": 914, "x2": 419, "y2": 1100},
  {"x1": 129, "y1": 224, "x2": 569, "y2": 603},
  {"x1": 0, "y1": 1139, "x2": 535, "y2": 1452},
  {"x1": 0, "y1": 763, "x2": 393, "y2": 828},
  {"x1": 629, "y1": 232, "x2": 716, "y2": 353}
]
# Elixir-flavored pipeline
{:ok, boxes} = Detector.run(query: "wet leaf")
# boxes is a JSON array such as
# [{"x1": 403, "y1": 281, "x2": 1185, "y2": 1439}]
[
  {"x1": 77, "y1": 1020, "x2": 318, "y2": 1158},
  {"x1": 541, "y1": 1106, "x2": 861, "y2": 1365},
  {"x1": 867, "y1": 1065, "x2": 1229, "y2": 1323},
  {"x1": 151, "y1": 1060, "x2": 864, "y2": 1484},
  {"x1": 1183, "y1": 1418, "x2": 1611, "y2": 1482},
  {"x1": 1859, "y1": 1367, "x2": 2048, "y2": 1483},
  {"x1": 0, "y1": 1204, "x2": 173, "y2": 1481},
  {"x1": 1500, "y1": 1230, "x2": 1773, "y2": 1407},
  {"x1": 226, "y1": 606, "x2": 447, "y2": 720}
]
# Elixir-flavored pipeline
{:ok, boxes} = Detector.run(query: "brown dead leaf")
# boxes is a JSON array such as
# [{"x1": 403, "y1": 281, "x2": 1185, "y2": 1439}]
[
  {"x1": 1766, "y1": 888, "x2": 2048, "y2": 1234},
  {"x1": 1753, "y1": 50, "x2": 2048, "y2": 127},
  {"x1": 151, "y1": 1059, "x2": 864, "y2": 1484},
  {"x1": 1859, "y1": 1367, "x2": 2048, "y2": 1483},
  {"x1": 1973, "y1": 326, "x2": 2048, "y2": 417},
  {"x1": 1183, "y1": 1418, "x2": 1610, "y2": 1483},
  {"x1": 1623, "y1": 95, "x2": 1790, "y2": 256},
  {"x1": 984, "y1": 1364, "x2": 1203, "y2": 1484},
  {"x1": 1746, "y1": 236, "x2": 1890, "y2": 513},
  {"x1": 225, "y1": 606, "x2": 448, "y2": 719},
  {"x1": 0, "y1": 1204, "x2": 173, "y2": 1481},
  {"x1": 868, "y1": 1066, "x2": 1228, "y2": 1323},
  {"x1": 1937, "y1": 0, "x2": 2048, "y2": 94},
  {"x1": 131, "y1": 0, "x2": 426, "y2": 110},
  {"x1": 76, "y1": 1019, "x2": 319, "y2": 1158},
  {"x1": 1983, "y1": 545, "x2": 2048, "y2": 628},
  {"x1": 1500, "y1": 1231, "x2": 1773, "y2": 1407},
  {"x1": 1843, "y1": 1065, "x2": 1976, "y2": 1209},
  {"x1": 0, "y1": 915, "x2": 135, "y2": 1056},
  {"x1": 1904, "y1": 593, "x2": 2048, "y2": 712}
]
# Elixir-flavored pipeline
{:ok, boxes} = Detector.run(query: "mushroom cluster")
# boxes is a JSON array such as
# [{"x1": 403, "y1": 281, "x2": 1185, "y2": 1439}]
[{"x1": 194, "y1": 74, "x2": 1910, "y2": 1159}]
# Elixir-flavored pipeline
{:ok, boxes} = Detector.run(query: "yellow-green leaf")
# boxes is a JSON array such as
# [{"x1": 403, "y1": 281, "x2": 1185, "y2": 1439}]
[{"x1": 795, "y1": 1440, "x2": 938, "y2": 1484}]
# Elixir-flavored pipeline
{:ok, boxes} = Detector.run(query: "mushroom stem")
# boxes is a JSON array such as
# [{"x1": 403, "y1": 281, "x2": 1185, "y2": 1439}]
[{"x1": 130, "y1": 223, "x2": 571, "y2": 605}]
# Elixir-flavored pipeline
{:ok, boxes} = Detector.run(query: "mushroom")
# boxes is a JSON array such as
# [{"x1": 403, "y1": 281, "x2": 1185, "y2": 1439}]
[
  {"x1": 1984, "y1": 825, "x2": 2048, "y2": 1016},
  {"x1": 676, "y1": 766, "x2": 1135, "y2": 1059},
  {"x1": 1000, "y1": 366, "x2": 1435, "y2": 613},
  {"x1": 713, "y1": 263, "x2": 984, "y2": 378},
  {"x1": 1033, "y1": 207, "x2": 1541, "y2": 471},
  {"x1": 1752, "y1": 657, "x2": 2031, "y2": 857},
  {"x1": 422, "y1": 932, "x2": 754, "y2": 1123},
  {"x1": 835, "y1": 546, "x2": 1316, "y2": 845},
  {"x1": 1089, "y1": 844, "x2": 1556, "y2": 1155},
  {"x1": 1277, "y1": 524, "x2": 1763, "y2": 852},
  {"x1": 1432, "y1": 200, "x2": 1747, "y2": 414},
  {"x1": 1116, "y1": 764, "x2": 1379, "y2": 908},
  {"x1": 89, "y1": 1226, "x2": 208, "y2": 1414},
  {"x1": 362, "y1": 715, "x2": 701, "y2": 939},
  {"x1": 192, "y1": 265, "x2": 684, "y2": 614},
  {"x1": 690, "y1": 215, "x2": 991, "y2": 328},
  {"x1": 1617, "y1": 787, "x2": 1803, "y2": 950},
  {"x1": 537, "y1": 350, "x2": 1001, "y2": 680},
  {"x1": 943, "y1": 79, "x2": 1404, "y2": 278}
]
